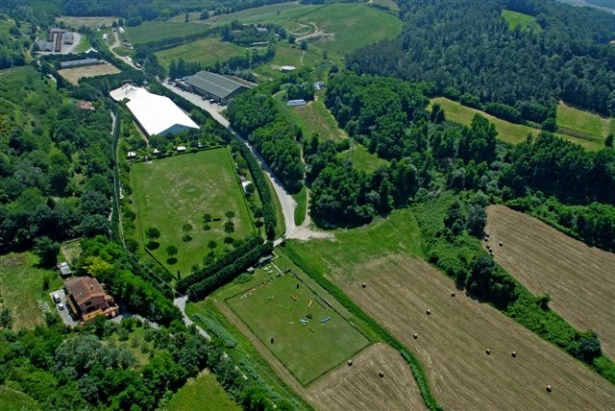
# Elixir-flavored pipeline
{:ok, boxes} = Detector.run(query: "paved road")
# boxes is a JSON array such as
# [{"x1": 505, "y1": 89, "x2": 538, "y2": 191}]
[
  {"x1": 161, "y1": 82, "x2": 298, "y2": 239},
  {"x1": 63, "y1": 32, "x2": 81, "y2": 54},
  {"x1": 174, "y1": 296, "x2": 211, "y2": 341}
]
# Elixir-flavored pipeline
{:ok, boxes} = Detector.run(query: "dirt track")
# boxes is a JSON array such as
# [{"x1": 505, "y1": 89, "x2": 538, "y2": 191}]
[
  {"x1": 336, "y1": 255, "x2": 615, "y2": 411},
  {"x1": 486, "y1": 205, "x2": 615, "y2": 359},
  {"x1": 306, "y1": 343, "x2": 427, "y2": 411}
]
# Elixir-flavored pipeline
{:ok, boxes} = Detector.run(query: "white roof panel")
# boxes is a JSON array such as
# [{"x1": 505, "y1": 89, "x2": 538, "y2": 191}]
[{"x1": 110, "y1": 85, "x2": 199, "y2": 136}]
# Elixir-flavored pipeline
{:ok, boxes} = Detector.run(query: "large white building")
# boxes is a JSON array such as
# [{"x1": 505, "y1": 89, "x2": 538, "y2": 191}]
[{"x1": 110, "y1": 85, "x2": 199, "y2": 137}]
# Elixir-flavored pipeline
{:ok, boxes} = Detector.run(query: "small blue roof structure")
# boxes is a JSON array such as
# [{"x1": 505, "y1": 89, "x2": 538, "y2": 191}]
[{"x1": 287, "y1": 99, "x2": 306, "y2": 107}]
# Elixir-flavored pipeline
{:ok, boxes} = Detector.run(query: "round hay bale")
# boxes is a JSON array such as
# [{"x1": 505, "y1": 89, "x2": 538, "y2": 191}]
[
  {"x1": 347, "y1": 360, "x2": 353, "y2": 366},
  {"x1": 451, "y1": 291, "x2": 456, "y2": 297},
  {"x1": 499, "y1": 241, "x2": 503, "y2": 247},
  {"x1": 361, "y1": 282, "x2": 367, "y2": 288},
  {"x1": 426, "y1": 309, "x2": 431, "y2": 315},
  {"x1": 486, "y1": 348, "x2": 491, "y2": 355},
  {"x1": 511, "y1": 351, "x2": 517, "y2": 358},
  {"x1": 546, "y1": 385, "x2": 552, "y2": 393},
  {"x1": 413, "y1": 333, "x2": 418, "y2": 339},
  {"x1": 378, "y1": 371, "x2": 385, "y2": 378}
]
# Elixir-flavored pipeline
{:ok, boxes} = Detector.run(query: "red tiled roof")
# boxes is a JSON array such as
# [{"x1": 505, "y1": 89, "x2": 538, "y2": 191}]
[{"x1": 65, "y1": 277, "x2": 106, "y2": 306}]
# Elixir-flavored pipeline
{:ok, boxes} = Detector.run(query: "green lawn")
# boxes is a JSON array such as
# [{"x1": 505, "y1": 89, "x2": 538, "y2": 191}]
[
  {"x1": 163, "y1": 372, "x2": 240, "y2": 411},
  {"x1": 293, "y1": 186, "x2": 307, "y2": 226},
  {"x1": 56, "y1": 16, "x2": 119, "y2": 28},
  {"x1": 557, "y1": 102, "x2": 613, "y2": 141},
  {"x1": 502, "y1": 10, "x2": 542, "y2": 32},
  {"x1": 123, "y1": 21, "x2": 211, "y2": 45},
  {"x1": 430, "y1": 97, "x2": 600, "y2": 150},
  {"x1": 0, "y1": 385, "x2": 40, "y2": 411},
  {"x1": 156, "y1": 37, "x2": 246, "y2": 70},
  {"x1": 225, "y1": 252, "x2": 370, "y2": 385},
  {"x1": 0, "y1": 253, "x2": 63, "y2": 329},
  {"x1": 130, "y1": 149, "x2": 255, "y2": 276}
]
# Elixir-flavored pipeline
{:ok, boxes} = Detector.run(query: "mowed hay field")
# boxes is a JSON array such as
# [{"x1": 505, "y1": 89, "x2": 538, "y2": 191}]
[
  {"x1": 485, "y1": 205, "x2": 615, "y2": 359},
  {"x1": 58, "y1": 62, "x2": 121, "y2": 85},
  {"x1": 305, "y1": 343, "x2": 427, "y2": 411},
  {"x1": 340, "y1": 255, "x2": 615, "y2": 410},
  {"x1": 155, "y1": 37, "x2": 246, "y2": 71}
]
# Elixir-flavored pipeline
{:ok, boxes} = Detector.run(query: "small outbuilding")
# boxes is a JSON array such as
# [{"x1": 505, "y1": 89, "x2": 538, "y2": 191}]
[{"x1": 57, "y1": 262, "x2": 72, "y2": 277}]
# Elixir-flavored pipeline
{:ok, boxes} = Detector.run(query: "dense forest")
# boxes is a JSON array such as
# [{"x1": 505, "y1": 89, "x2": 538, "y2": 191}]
[
  {"x1": 347, "y1": 0, "x2": 615, "y2": 122},
  {"x1": 0, "y1": 17, "x2": 32, "y2": 70},
  {"x1": 0, "y1": 67, "x2": 114, "y2": 260}
]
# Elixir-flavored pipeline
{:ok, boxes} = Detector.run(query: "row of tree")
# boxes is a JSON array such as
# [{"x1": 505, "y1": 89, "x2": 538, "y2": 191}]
[{"x1": 187, "y1": 241, "x2": 274, "y2": 300}]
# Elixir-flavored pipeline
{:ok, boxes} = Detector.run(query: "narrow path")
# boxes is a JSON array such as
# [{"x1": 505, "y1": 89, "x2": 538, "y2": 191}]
[
  {"x1": 109, "y1": 31, "x2": 137, "y2": 69},
  {"x1": 173, "y1": 296, "x2": 212, "y2": 340}
]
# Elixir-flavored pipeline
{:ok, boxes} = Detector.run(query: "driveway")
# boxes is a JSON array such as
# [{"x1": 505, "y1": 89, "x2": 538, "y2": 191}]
[{"x1": 49, "y1": 289, "x2": 78, "y2": 327}]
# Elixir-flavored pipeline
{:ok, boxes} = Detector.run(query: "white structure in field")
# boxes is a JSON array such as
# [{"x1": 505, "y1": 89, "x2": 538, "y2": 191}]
[{"x1": 110, "y1": 85, "x2": 199, "y2": 137}]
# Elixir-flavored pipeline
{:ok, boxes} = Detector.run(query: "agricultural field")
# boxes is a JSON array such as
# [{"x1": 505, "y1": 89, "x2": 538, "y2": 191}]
[
  {"x1": 56, "y1": 16, "x2": 118, "y2": 28},
  {"x1": 162, "y1": 371, "x2": 240, "y2": 411},
  {"x1": 202, "y1": 3, "x2": 402, "y2": 63},
  {"x1": 130, "y1": 149, "x2": 255, "y2": 276},
  {"x1": 430, "y1": 97, "x2": 600, "y2": 150},
  {"x1": 485, "y1": 205, "x2": 615, "y2": 359},
  {"x1": 123, "y1": 21, "x2": 211, "y2": 45},
  {"x1": 557, "y1": 102, "x2": 614, "y2": 142},
  {"x1": 502, "y1": 10, "x2": 542, "y2": 32},
  {"x1": 284, "y1": 209, "x2": 615, "y2": 410},
  {"x1": 0, "y1": 253, "x2": 63, "y2": 329},
  {"x1": 155, "y1": 37, "x2": 246, "y2": 70},
  {"x1": 226, "y1": 260, "x2": 370, "y2": 385},
  {"x1": 57, "y1": 62, "x2": 121, "y2": 85},
  {"x1": 305, "y1": 343, "x2": 427, "y2": 411}
]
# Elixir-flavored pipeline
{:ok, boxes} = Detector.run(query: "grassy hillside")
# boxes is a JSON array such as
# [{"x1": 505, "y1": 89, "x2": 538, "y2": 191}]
[
  {"x1": 430, "y1": 97, "x2": 602, "y2": 150},
  {"x1": 557, "y1": 102, "x2": 614, "y2": 141},
  {"x1": 123, "y1": 21, "x2": 210, "y2": 45},
  {"x1": 155, "y1": 37, "x2": 246, "y2": 70},
  {"x1": 502, "y1": 10, "x2": 542, "y2": 32},
  {"x1": 163, "y1": 372, "x2": 240, "y2": 411}
]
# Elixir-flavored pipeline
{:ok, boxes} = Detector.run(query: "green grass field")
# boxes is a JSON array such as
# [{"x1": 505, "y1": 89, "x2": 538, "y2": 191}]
[
  {"x1": 130, "y1": 149, "x2": 255, "y2": 276},
  {"x1": 278, "y1": 95, "x2": 347, "y2": 142},
  {"x1": 284, "y1": 208, "x2": 424, "y2": 274},
  {"x1": 293, "y1": 186, "x2": 307, "y2": 226},
  {"x1": 123, "y1": 21, "x2": 211, "y2": 45},
  {"x1": 430, "y1": 97, "x2": 600, "y2": 150},
  {"x1": 0, "y1": 385, "x2": 40, "y2": 411},
  {"x1": 203, "y1": 3, "x2": 401, "y2": 63},
  {"x1": 557, "y1": 102, "x2": 614, "y2": 141},
  {"x1": 225, "y1": 253, "x2": 370, "y2": 385},
  {"x1": 343, "y1": 143, "x2": 390, "y2": 174},
  {"x1": 163, "y1": 372, "x2": 240, "y2": 411},
  {"x1": 56, "y1": 16, "x2": 119, "y2": 28},
  {"x1": 156, "y1": 37, "x2": 246, "y2": 70},
  {"x1": 0, "y1": 253, "x2": 63, "y2": 329},
  {"x1": 501, "y1": 10, "x2": 542, "y2": 32}
]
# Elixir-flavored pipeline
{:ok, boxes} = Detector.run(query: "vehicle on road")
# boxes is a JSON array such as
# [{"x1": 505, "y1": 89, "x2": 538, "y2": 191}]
[{"x1": 58, "y1": 303, "x2": 65, "y2": 311}]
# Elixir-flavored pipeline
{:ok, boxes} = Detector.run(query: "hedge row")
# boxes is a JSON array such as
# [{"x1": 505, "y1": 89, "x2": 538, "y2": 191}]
[
  {"x1": 188, "y1": 242, "x2": 274, "y2": 301},
  {"x1": 177, "y1": 235, "x2": 263, "y2": 293},
  {"x1": 231, "y1": 141, "x2": 277, "y2": 240},
  {"x1": 281, "y1": 243, "x2": 442, "y2": 411}
]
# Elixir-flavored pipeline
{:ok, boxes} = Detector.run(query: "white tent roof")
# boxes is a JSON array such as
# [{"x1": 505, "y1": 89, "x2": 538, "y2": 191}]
[{"x1": 110, "y1": 85, "x2": 198, "y2": 136}]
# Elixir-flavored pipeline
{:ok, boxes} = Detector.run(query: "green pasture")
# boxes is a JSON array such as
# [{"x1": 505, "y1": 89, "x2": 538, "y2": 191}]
[
  {"x1": 226, "y1": 253, "x2": 370, "y2": 385},
  {"x1": 557, "y1": 103, "x2": 614, "y2": 142},
  {"x1": 202, "y1": 3, "x2": 323, "y2": 27},
  {"x1": 293, "y1": 186, "x2": 307, "y2": 226},
  {"x1": 0, "y1": 385, "x2": 40, "y2": 411},
  {"x1": 0, "y1": 253, "x2": 63, "y2": 329},
  {"x1": 123, "y1": 21, "x2": 211, "y2": 45},
  {"x1": 502, "y1": 10, "x2": 542, "y2": 32},
  {"x1": 163, "y1": 372, "x2": 240, "y2": 411},
  {"x1": 130, "y1": 149, "x2": 255, "y2": 276},
  {"x1": 155, "y1": 37, "x2": 246, "y2": 70},
  {"x1": 56, "y1": 16, "x2": 119, "y2": 28},
  {"x1": 430, "y1": 97, "x2": 600, "y2": 150}
]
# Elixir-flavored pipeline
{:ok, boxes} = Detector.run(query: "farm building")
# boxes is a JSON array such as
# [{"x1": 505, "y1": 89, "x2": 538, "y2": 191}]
[
  {"x1": 59, "y1": 58, "x2": 102, "y2": 69},
  {"x1": 183, "y1": 71, "x2": 251, "y2": 105},
  {"x1": 110, "y1": 85, "x2": 199, "y2": 137}
]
